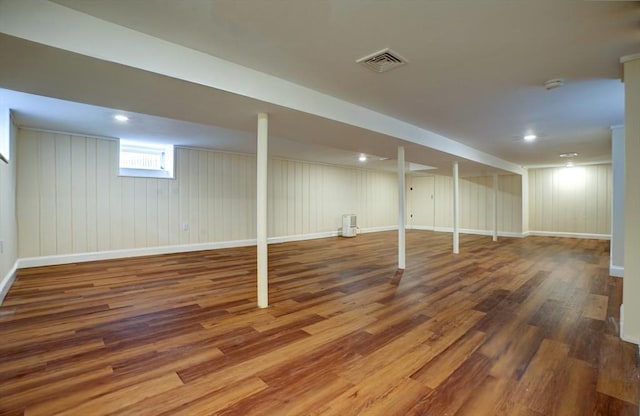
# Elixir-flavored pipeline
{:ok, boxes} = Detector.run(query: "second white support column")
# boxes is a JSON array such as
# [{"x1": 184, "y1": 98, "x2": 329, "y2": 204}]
[
  {"x1": 398, "y1": 146, "x2": 406, "y2": 269},
  {"x1": 493, "y1": 173, "x2": 498, "y2": 242},
  {"x1": 453, "y1": 161, "x2": 459, "y2": 254},
  {"x1": 257, "y1": 112, "x2": 269, "y2": 308}
]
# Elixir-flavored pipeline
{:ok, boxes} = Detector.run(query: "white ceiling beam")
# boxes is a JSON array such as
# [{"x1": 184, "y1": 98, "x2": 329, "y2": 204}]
[{"x1": 0, "y1": 0, "x2": 525, "y2": 175}]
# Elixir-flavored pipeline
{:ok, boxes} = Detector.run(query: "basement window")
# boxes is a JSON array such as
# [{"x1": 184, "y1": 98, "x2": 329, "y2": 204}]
[{"x1": 118, "y1": 139, "x2": 175, "y2": 179}]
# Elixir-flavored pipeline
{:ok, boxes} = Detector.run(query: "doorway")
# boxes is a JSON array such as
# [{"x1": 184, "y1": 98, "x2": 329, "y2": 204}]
[{"x1": 409, "y1": 176, "x2": 435, "y2": 229}]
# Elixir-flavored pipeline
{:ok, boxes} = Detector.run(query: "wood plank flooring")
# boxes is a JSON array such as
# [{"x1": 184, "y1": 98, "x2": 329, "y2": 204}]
[{"x1": 1, "y1": 231, "x2": 638, "y2": 415}]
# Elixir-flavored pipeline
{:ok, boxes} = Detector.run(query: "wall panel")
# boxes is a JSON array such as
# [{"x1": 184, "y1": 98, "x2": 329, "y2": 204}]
[
  {"x1": 429, "y1": 173, "x2": 521, "y2": 234},
  {"x1": 17, "y1": 130, "x2": 399, "y2": 258},
  {"x1": 1, "y1": 112, "x2": 18, "y2": 299},
  {"x1": 528, "y1": 165, "x2": 611, "y2": 235}
]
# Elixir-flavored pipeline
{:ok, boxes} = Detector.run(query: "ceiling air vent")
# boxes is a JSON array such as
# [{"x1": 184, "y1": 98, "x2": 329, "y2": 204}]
[{"x1": 357, "y1": 48, "x2": 407, "y2": 73}]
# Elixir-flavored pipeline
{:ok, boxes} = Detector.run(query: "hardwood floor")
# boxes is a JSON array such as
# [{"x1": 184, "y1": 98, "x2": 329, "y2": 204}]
[{"x1": 1, "y1": 231, "x2": 638, "y2": 415}]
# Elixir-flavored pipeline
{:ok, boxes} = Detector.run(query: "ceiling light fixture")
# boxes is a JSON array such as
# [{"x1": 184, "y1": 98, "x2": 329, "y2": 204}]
[
  {"x1": 544, "y1": 78, "x2": 565, "y2": 90},
  {"x1": 114, "y1": 114, "x2": 129, "y2": 122},
  {"x1": 559, "y1": 152, "x2": 578, "y2": 158},
  {"x1": 358, "y1": 154, "x2": 367, "y2": 162},
  {"x1": 523, "y1": 134, "x2": 537, "y2": 142}
]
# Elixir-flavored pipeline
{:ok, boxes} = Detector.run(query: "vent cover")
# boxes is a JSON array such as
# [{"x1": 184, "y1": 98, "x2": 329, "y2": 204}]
[{"x1": 357, "y1": 48, "x2": 407, "y2": 73}]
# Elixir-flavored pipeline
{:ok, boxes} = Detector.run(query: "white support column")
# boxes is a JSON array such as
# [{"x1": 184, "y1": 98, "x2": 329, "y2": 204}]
[
  {"x1": 610, "y1": 126, "x2": 625, "y2": 277},
  {"x1": 520, "y1": 169, "x2": 529, "y2": 237},
  {"x1": 453, "y1": 161, "x2": 459, "y2": 254},
  {"x1": 257, "y1": 112, "x2": 269, "y2": 308},
  {"x1": 622, "y1": 53, "x2": 640, "y2": 344},
  {"x1": 398, "y1": 146, "x2": 406, "y2": 269},
  {"x1": 492, "y1": 173, "x2": 498, "y2": 242}
]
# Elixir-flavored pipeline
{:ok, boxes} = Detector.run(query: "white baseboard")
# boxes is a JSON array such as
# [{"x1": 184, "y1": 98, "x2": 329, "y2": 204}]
[
  {"x1": 432, "y1": 227, "x2": 525, "y2": 238},
  {"x1": 268, "y1": 226, "x2": 398, "y2": 244},
  {"x1": 267, "y1": 231, "x2": 338, "y2": 244},
  {"x1": 0, "y1": 261, "x2": 18, "y2": 305},
  {"x1": 620, "y1": 305, "x2": 640, "y2": 345},
  {"x1": 609, "y1": 264, "x2": 624, "y2": 278},
  {"x1": 407, "y1": 225, "x2": 435, "y2": 231},
  {"x1": 17, "y1": 239, "x2": 258, "y2": 269},
  {"x1": 15, "y1": 227, "x2": 403, "y2": 270},
  {"x1": 527, "y1": 230, "x2": 611, "y2": 240},
  {"x1": 359, "y1": 225, "x2": 397, "y2": 234}
]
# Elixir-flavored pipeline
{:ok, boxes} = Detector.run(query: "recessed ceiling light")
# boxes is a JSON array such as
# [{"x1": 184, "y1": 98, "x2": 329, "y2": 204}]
[
  {"x1": 559, "y1": 152, "x2": 578, "y2": 158},
  {"x1": 523, "y1": 134, "x2": 537, "y2": 142},
  {"x1": 358, "y1": 154, "x2": 367, "y2": 162},
  {"x1": 114, "y1": 114, "x2": 129, "y2": 122}
]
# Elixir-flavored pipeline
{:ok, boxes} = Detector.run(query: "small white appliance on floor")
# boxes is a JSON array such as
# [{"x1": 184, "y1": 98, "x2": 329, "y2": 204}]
[{"x1": 341, "y1": 214, "x2": 358, "y2": 237}]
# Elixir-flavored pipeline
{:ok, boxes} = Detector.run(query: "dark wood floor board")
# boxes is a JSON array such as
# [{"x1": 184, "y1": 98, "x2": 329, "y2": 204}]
[
  {"x1": 406, "y1": 351, "x2": 494, "y2": 415},
  {"x1": 0, "y1": 230, "x2": 637, "y2": 415}
]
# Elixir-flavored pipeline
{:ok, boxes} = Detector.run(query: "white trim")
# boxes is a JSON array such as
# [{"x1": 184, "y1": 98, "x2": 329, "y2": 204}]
[
  {"x1": 609, "y1": 264, "x2": 624, "y2": 278},
  {"x1": 360, "y1": 225, "x2": 397, "y2": 234},
  {"x1": 11, "y1": 226, "x2": 610, "y2": 271},
  {"x1": 268, "y1": 231, "x2": 338, "y2": 244},
  {"x1": 17, "y1": 239, "x2": 257, "y2": 269},
  {"x1": 15, "y1": 227, "x2": 402, "y2": 270},
  {"x1": 268, "y1": 226, "x2": 398, "y2": 244},
  {"x1": 621, "y1": 53, "x2": 640, "y2": 64},
  {"x1": 0, "y1": 261, "x2": 18, "y2": 304},
  {"x1": 409, "y1": 225, "x2": 435, "y2": 231},
  {"x1": 433, "y1": 227, "x2": 525, "y2": 238},
  {"x1": 527, "y1": 230, "x2": 611, "y2": 240},
  {"x1": 525, "y1": 161, "x2": 611, "y2": 169},
  {"x1": 620, "y1": 305, "x2": 640, "y2": 345}
]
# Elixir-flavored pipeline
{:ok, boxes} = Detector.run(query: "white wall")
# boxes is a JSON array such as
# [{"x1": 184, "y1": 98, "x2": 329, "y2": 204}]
[
  {"x1": 429, "y1": 174, "x2": 522, "y2": 234},
  {"x1": 622, "y1": 55, "x2": 640, "y2": 344},
  {"x1": 16, "y1": 129, "x2": 399, "y2": 259},
  {"x1": 269, "y1": 158, "x2": 397, "y2": 238},
  {"x1": 610, "y1": 127, "x2": 624, "y2": 276},
  {"x1": 14, "y1": 128, "x2": 614, "y2": 270},
  {"x1": 0, "y1": 110, "x2": 18, "y2": 302},
  {"x1": 528, "y1": 165, "x2": 611, "y2": 238}
]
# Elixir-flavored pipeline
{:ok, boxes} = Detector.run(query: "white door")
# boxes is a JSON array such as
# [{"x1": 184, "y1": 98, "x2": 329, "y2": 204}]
[{"x1": 409, "y1": 176, "x2": 435, "y2": 228}]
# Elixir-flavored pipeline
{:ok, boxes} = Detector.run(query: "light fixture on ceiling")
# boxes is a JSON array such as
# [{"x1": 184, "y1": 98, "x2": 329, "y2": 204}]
[
  {"x1": 523, "y1": 134, "x2": 537, "y2": 142},
  {"x1": 560, "y1": 152, "x2": 578, "y2": 167},
  {"x1": 544, "y1": 78, "x2": 565, "y2": 90},
  {"x1": 358, "y1": 154, "x2": 367, "y2": 162},
  {"x1": 114, "y1": 114, "x2": 129, "y2": 122}
]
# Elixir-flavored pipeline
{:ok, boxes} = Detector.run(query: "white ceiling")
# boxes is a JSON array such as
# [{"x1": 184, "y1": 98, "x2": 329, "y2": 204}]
[{"x1": 1, "y1": 0, "x2": 638, "y2": 175}]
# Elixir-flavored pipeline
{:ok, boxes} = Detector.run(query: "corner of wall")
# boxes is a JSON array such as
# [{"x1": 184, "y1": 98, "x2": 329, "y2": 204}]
[
  {"x1": 620, "y1": 304, "x2": 640, "y2": 345},
  {"x1": 609, "y1": 263, "x2": 624, "y2": 278},
  {"x1": 0, "y1": 261, "x2": 18, "y2": 305},
  {"x1": 0, "y1": 108, "x2": 18, "y2": 305}
]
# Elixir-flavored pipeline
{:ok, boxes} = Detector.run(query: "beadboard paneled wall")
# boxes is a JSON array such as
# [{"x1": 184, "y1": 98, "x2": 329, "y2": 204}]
[
  {"x1": 431, "y1": 174, "x2": 522, "y2": 233},
  {"x1": 17, "y1": 130, "x2": 258, "y2": 257},
  {"x1": 0, "y1": 112, "x2": 18, "y2": 298},
  {"x1": 528, "y1": 165, "x2": 611, "y2": 235},
  {"x1": 16, "y1": 130, "x2": 398, "y2": 258},
  {"x1": 269, "y1": 158, "x2": 397, "y2": 238}
]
